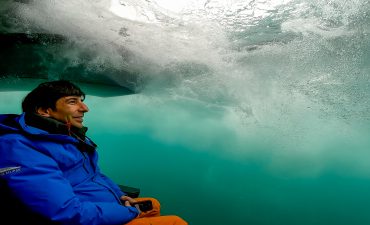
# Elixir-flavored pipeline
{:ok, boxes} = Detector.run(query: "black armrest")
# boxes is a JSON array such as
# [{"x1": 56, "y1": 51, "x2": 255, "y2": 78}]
[{"x1": 118, "y1": 185, "x2": 140, "y2": 198}]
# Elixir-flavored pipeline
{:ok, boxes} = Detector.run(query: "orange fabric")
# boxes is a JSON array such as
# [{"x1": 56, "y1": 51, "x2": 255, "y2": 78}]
[
  {"x1": 125, "y1": 198, "x2": 188, "y2": 225},
  {"x1": 125, "y1": 215, "x2": 188, "y2": 225},
  {"x1": 135, "y1": 197, "x2": 161, "y2": 218}
]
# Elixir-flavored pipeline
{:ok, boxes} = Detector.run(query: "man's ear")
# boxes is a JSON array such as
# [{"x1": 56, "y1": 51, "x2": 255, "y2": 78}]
[{"x1": 36, "y1": 107, "x2": 51, "y2": 117}]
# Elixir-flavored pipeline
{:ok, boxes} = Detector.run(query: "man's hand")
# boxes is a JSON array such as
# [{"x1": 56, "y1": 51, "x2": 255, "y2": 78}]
[
  {"x1": 120, "y1": 195, "x2": 137, "y2": 207},
  {"x1": 120, "y1": 196, "x2": 142, "y2": 215}
]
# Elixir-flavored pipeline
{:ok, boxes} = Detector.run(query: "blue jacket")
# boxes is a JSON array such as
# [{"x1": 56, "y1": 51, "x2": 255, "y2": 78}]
[{"x1": 0, "y1": 113, "x2": 139, "y2": 225}]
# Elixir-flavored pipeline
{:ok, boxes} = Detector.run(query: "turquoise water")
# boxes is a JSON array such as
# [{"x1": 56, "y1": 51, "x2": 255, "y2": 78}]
[{"x1": 2, "y1": 0, "x2": 370, "y2": 224}]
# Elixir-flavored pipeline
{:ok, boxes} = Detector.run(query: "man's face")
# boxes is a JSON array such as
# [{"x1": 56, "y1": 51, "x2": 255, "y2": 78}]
[{"x1": 44, "y1": 96, "x2": 89, "y2": 128}]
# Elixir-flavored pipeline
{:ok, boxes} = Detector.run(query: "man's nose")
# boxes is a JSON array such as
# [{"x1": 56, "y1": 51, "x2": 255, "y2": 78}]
[{"x1": 79, "y1": 102, "x2": 89, "y2": 112}]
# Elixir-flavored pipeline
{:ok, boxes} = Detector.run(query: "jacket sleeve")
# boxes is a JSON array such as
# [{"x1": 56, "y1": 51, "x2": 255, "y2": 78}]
[
  {"x1": 99, "y1": 172, "x2": 126, "y2": 197},
  {"x1": 0, "y1": 137, "x2": 139, "y2": 225}
]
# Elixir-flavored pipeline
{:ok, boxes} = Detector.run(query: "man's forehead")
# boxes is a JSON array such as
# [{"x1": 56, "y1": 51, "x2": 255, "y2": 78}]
[{"x1": 60, "y1": 96, "x2": 84, "y2": 100}]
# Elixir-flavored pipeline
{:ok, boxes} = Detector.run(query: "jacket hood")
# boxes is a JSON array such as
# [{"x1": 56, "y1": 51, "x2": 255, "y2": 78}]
[{"x1": 0, "y1": 114, "x2": 22, "y2": 134}]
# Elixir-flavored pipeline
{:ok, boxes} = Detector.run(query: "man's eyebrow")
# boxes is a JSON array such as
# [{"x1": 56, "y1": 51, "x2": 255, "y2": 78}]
[
  {"x1": 64, "y1": 96, "x2": 81, "y2": 101},
  {"x1": 65, "y1": 95, "x2": 82, "y2": 99}
]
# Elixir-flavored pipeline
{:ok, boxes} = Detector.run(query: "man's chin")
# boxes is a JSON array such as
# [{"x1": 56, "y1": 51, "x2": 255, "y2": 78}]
[{"x1": 71, "y1": 122, "x2": 84, "y2": 129}]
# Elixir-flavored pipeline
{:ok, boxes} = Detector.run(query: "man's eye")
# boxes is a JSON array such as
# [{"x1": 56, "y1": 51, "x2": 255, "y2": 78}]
[{"x1": 68, "y1": 100, "x2": 77, "y2": 104}]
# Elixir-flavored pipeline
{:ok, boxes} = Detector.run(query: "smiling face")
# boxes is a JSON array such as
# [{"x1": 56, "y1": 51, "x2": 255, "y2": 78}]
[{"x1": 38, "y1": 96, "x2": 89, "y2": 128}]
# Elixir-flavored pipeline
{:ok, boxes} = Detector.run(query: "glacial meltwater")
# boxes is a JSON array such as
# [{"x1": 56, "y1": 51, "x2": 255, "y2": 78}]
[{"x1": 1, "y1": 0, "x2": 370, "y2": 225}]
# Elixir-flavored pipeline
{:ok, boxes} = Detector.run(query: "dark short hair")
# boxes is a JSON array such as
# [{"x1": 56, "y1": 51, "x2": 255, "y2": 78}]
[{"x1": 22, "y1": 80, "x2": 86, "y2": 113}]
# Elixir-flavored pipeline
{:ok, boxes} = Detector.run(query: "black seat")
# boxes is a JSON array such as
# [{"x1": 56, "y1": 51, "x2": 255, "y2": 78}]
[{"x1": 118, "y1": 185, "x2": 140, "y2": 198}]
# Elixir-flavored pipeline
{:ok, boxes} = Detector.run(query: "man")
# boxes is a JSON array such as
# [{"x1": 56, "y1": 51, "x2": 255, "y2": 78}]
[{"x1": 0, "y1": 80, "x2": 187, "y2": 225}]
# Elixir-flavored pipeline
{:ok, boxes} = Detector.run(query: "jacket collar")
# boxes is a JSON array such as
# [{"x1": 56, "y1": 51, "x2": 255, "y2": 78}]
[
  {"x1": 24, "y1": 113, "x2": 88, "y2": 139},
  {"x1": 23, "y1": 113, "x2": 96, "y2": 153}
]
